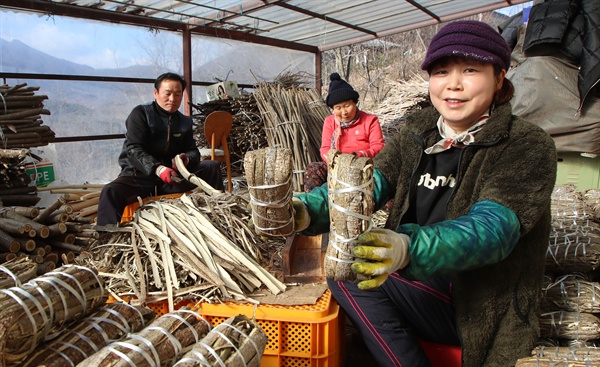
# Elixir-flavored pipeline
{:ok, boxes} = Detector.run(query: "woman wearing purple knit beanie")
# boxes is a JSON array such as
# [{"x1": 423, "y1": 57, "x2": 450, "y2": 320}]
[{"x1": 294, "y1": 20, "x2": 557, "y2": 366}]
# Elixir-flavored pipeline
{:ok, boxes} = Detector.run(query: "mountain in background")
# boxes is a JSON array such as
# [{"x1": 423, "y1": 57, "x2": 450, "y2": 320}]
[{"x1": 1, "y1": 38, "x2": 163, "y2": 184}]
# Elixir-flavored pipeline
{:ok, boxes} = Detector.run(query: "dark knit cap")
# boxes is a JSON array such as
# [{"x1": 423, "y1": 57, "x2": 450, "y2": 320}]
[
  {"x1": 325, "y1": 72, "x2": 359, "y2": 107},
  {"x1": 421, "y1": 20, "x2": 511, "y2": 72}
]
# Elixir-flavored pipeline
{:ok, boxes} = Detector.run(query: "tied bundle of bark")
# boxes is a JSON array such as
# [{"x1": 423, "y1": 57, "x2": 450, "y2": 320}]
[
  {"x1": 543, "y1": 275, "x2": 600, "y2": 313},
  {"x1": 20, "y1": 302, "x2": 155, "y2": 367},
  {"x1": 0, "y1": 83, "x2": 55, "y2": 149},
  {"x1": 0, "y1": 264, "x2": 106, "y2": 366},
  {"x1": 0, "y1": 256, "x2": 37, "y2": 288},
  {"x1": 516, "y1": 344, "x2": 600, "y2": 367},
  {"x1": 539, "y1": 311, "x2": 600, "y2": 342},
  {"x1": 174, "y1": 314, "x2": 267, "y2": 367},
  {"x1": 78, "y1": 308, "x2": 211, "y2": 367},
  {"x1": 244, "y1": 147, "x2": 294, "y2": 237},
  {"x1": 324, "y1": 149, "x2": 374, "y2": 281},
  {"x1": 545, "y1": 228, "x2": 600, "y2": 273}
]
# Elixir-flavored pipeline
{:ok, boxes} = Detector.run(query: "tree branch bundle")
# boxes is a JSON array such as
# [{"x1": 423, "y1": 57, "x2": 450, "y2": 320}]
[
  {"x1": 0, "y1": 265, "x2": 106, "y2": 365},
  {"x1": 174, "y1": 314, "x2": 267, "y2": 367},
  {"x1": 253, "y1": 79, "x2": 327, "y2": 192},
  {"x1": 324, "y1": 149, "x2": 374, "y2": 281},
  {"x1": 20, "y1": 302, "x2": 155, "y2": 367},
  {"x1": 0, "y1": 83, "x2": 55, "y2": 148},
  {"x1": 245, "y1": 147, "x2": 294, "y2": 237},
  {"x1": 78, "y1": 308, "x2": 211, "y2": 367}
]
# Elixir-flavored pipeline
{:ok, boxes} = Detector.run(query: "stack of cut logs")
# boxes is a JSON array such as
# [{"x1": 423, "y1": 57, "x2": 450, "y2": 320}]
[
  {"x1": 0, "y1": 83, "x2": 55, "y2": 148},
  {"x1": 0, "y1": 148, "x2": 40, "y2": 207},
  {"x1": 0, "y1": 190, "x2": 103, "y2": 274}
]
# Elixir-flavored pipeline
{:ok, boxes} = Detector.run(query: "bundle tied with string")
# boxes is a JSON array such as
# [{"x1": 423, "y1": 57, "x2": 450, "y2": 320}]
[
  {"x1": 325, "y1": 149, "x2": 374, "y2": 281},
  {"x1": 244, "y1": 147, "x2": 294, "y2": 237},
  {"x1": 174, "y1": 314, "x2": 267, "y2": 367},
  {"x1": 20, "y1": 302, "x2": 156, "y2": 367},
  {"x1": 78, "y1": 308, "x2": 211, "y2": 366},
  {"x1": 0, "y1": 264, "x2": 106, "y2": 366}
]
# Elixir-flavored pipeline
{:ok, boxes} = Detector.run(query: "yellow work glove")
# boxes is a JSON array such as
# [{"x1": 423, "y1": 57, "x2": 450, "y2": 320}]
[{"x1": 351, "y1": 228, "x2": 410, "y2": 290}]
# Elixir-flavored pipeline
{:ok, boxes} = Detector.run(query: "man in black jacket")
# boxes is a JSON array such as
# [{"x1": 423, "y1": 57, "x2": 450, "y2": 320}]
[{"x1": 97, "y1": 73, "x2": 224, "y2": 225}]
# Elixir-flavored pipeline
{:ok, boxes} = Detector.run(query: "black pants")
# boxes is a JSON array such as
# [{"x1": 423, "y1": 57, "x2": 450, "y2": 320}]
[
  {"x1": 328, "y1": 274, "x2": 459, "y2": 367},
  {"x1": 97, "y1": 160, "x2": 224, "y2": 225}
]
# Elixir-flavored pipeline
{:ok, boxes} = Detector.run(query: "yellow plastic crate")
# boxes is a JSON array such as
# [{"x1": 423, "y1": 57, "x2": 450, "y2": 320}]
[{"x1": 193, "y1": 290, "x2": 343, "y2": 367}]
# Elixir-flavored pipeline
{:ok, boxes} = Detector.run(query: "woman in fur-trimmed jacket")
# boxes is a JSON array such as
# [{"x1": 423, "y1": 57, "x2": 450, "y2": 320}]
[{"x1": 294, "y1": 20, "x2": 557, "y2": 367}]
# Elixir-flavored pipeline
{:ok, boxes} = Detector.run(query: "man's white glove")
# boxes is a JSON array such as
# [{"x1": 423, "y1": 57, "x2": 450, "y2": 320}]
[
  {"x1": 351, "y1": 228, "x2": 410, "y2": 290},
  {"x1": 292, "y1": 197, "x2": 310, "y2": 232}
]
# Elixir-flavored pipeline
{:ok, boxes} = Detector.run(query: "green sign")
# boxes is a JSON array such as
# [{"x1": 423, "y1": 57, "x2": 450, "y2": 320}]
[{"x1": 25, "y1": 164, "x2": 55, "y2": 188}]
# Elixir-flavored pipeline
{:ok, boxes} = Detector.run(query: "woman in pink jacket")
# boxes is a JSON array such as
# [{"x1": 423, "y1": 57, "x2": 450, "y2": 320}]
[{"x1": 304, "y1": 72, "x2": 385, "y2": 192}]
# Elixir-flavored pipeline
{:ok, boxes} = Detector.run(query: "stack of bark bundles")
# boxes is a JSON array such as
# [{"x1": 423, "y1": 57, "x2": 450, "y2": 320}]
[
  {"x1": 20, "y1": 302, "x2": 155, "y2": 367},
  {"x1": 324, "y1": 149, "x2": 374, "y2": 281},
  {"x1": 516, "y1": 185, "x2": 600, "y2": 366},
  {"x1": 0, "y1": 199, "x2": 102, "y2": 273},
  {"x1": 245, "y1": 147, "x2": 295, "y2": 237},
  {"x1": 0, "y1": 148, "x2": 40, "y2": 207},
  {"x1": 0, "y1": 83, "x2": 55, "y2": 148},
  {"x1": 174, "y1": 314, "x2": 267, "y2": 367},
  {"x1": 78, "y1": 308, "x2": 211, "y2": 366},
  {"x1": 0, "y1": 264, "x2": 106, "y2": 366}
]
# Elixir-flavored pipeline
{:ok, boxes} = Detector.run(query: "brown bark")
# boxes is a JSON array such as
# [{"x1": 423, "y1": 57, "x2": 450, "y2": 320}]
[
  {"x1": 20, "y1": 303, "x2": 155, "y2": 367},
  {"x1": 244, "y1": 147, "x2": 294, "y2": 237},
  {"x1": 324, "y1": 149, "x2": 374, "y2": 281},
  {"x1": 78, "y1": 308, "x2": 210, "y2": 367}
]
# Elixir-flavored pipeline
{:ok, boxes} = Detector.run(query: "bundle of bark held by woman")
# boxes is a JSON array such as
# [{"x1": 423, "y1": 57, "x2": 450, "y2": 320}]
[
  {"x1": 245, "y1": 147, "x2": 294, "y2": 237},
  {"x1": 20, "y1": 302, "x2": 155, "y2": 367},
  {"x1": 0, "y1": 148, "x2": 40, "y2": 207},
  {"x1": 325, "y1": 149, "x2": 374, "y2": 281},
  {"x1": 174, "y1": 314, "x2": 267, "y2": 367},
  {"x1": 76, "y1": 193, "x2": 285, "y2": 310},
  {"x1": 0, "y1": 83, "x2": 55, "y2": 148},
  {"x1": 0, "y1": 265, "x2": 106, "y2": 366},
  {"x1": 78, "y1": 308, "x2": 211, "y2": 367}
]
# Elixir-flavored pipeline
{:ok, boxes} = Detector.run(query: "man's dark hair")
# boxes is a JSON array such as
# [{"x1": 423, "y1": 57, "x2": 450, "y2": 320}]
[{"x1": 155, "y1": 72, "x2": 186, "y2": 91}]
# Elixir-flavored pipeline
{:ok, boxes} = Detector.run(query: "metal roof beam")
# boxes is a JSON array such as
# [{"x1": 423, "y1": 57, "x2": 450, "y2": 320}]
[{"x1": 273, "y1": 1, "x2": 378, "y2": 37}]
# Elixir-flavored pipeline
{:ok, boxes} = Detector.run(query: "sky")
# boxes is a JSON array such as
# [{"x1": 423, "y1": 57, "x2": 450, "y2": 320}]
[{"x1": 0, "y1": 2, "x2": 533, "y2": 70}]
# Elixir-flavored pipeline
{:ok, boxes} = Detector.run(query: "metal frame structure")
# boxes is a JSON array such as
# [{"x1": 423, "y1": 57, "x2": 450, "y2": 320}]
[{"x1": 0, "y1": 0, "x2": 528, "y2": 140}]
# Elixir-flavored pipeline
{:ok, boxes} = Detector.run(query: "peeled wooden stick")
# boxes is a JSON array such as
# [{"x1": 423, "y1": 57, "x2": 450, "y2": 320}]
[{"x1": 174, "y1": 155, "x2": 222, "y2": 196}]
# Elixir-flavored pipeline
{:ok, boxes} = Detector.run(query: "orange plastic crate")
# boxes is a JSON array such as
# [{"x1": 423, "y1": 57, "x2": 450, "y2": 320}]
[
  {"x1": 193, "y1": 290, "x2": 342, "y2": 367},
  {"x1": 106, "y1": 295, "x2": 193, "y2": 317},
  {"x1": 120, "y1": 193, "x2": 184, "y2": 223}
]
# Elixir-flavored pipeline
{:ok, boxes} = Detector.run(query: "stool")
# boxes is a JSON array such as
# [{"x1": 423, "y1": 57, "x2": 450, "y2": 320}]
[
  {"x1": 120, "y1": 193, "x2": 184, "y2": 223},
  {"x1": 419, "y1": 339, "x2": 462, "y2": 367}
]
